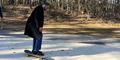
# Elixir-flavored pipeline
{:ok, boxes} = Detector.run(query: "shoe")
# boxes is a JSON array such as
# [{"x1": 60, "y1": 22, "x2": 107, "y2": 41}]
[
  {"x1": 37, "y1": 51, "x2": 44, "y2": 56},
  {"x1": 32, "y1": 51, "x2": 44, "y2": 56},
  {"x1": 32, "y1": 51, "x2": 38, "y2": 54}
]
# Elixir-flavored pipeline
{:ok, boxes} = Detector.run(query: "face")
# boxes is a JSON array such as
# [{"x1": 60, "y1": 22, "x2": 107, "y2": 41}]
[{"x1": 42, "y1": 4, "x2": 49, "y2": 11}]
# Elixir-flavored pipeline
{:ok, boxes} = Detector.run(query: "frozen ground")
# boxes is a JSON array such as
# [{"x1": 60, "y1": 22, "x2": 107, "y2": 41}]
[{"x1": 0, "y1": 30, "x2": 120, "y2": 60}]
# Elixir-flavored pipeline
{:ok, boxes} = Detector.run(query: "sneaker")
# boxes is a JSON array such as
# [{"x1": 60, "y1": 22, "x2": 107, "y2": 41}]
[
  {"x1": 37, "y1": 51, "x2": 44, "y2": 56},
  {"x1": 32, "y1": 51, "x2": 38, "y2": 54},
  {"x1": 32, "y1": 51, "x2": 44, "y2": 56}
]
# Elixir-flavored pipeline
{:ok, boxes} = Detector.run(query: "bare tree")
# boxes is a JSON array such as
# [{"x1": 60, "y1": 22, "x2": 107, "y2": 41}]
[{"x1": 1, "y1": 0, "x2": 120, "y2": 20}]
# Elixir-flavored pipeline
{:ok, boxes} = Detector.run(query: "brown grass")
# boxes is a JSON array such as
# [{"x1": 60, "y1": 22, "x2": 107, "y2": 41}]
[{"x1": 0, "y1": 15, "x2": 120, "y2": 38}]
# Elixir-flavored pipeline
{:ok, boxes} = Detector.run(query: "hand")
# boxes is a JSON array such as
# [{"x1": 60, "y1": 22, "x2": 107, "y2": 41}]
[{"x1": 39, "y1": 27, "x2": 43, "y2": 32}]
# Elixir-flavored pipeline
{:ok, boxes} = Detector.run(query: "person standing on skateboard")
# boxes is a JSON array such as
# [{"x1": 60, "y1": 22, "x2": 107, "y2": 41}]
[{"x1": 24, "y1": 3, "x2": 50, "y2": 56}]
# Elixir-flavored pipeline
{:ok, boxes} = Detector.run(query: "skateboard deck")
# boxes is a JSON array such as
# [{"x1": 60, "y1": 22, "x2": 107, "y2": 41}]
[
  {"x1": 24, "y1": 50, "x2": 42, "y2": 58},
  {"x1": 24, "y1": 50, "x2": 51, "y2": 60}
]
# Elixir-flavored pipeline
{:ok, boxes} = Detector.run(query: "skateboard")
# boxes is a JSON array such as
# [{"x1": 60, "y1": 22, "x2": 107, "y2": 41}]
[
  {"x1": 24, "y1": 50, "x2": 52, "y2": 60},
  {"x1": 24, "y1": 50, "x2": 43, "y2": 58}
]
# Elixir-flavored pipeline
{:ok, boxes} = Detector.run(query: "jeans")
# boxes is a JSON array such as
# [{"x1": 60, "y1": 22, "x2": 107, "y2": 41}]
[{"x1": 32, "y1": 35, "x2": 43, "y2": 52}]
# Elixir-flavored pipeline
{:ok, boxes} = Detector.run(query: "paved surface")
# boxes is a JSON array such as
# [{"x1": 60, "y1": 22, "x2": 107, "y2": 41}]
[{"x1": 0, "y1": 30, "x2": 120, "y2": 60}]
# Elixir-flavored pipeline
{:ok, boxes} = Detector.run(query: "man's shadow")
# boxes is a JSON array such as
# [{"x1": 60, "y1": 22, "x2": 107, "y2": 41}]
[
  {"x1": 40, "y1": 57, "x2": 54, "y2": 60},
  {"x1": 44, "y1": 44, "x2": 120, "y2": 57}
]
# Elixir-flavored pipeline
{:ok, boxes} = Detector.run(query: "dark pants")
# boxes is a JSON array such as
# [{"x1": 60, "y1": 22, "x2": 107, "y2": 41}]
[{"x1": 32, "y1": 34, "x2": 43, "y2": 52}]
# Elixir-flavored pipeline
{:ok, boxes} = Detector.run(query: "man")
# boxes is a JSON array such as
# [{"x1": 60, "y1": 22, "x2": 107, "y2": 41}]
[{"x1": 24, "y1": 3, "x2": 49, "y2": 56}]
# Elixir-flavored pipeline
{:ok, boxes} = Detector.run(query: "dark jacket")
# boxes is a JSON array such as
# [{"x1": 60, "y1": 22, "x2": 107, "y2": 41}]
[
  {"x1": 0, "y1": 6, "x2": 3, "y2": 18},
  {"x1": 24, "y1": 5, "x2": 44, "y2": 38}
]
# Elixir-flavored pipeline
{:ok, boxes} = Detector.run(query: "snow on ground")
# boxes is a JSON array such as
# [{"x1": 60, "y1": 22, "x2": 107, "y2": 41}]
[{"x1": 0, "y1": 30, "x2": 120, "y2": 60}]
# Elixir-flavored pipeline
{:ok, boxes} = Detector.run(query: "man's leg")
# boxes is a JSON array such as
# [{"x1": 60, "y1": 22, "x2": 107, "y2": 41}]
[
  {"x1": 32, "y1": 33, "x2": 43, "y2": 54},
  {"x1": 36, "y1": 39, "x2": 42, "y2": 51},
  {"x1": 32, "y1": 38, "x2": 42, "y2": 51},
  {"x1": 32, "y1": 38, "x2": 36, "y2": 51}
]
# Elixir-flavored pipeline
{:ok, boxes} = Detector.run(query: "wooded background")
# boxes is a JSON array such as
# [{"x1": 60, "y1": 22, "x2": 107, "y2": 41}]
[
  {"x1": 0, "y1": 0, "x2": 120, "y2": 38},
  {"x1": 0, "y1": 0, "x2": 120, "y2": 21}
]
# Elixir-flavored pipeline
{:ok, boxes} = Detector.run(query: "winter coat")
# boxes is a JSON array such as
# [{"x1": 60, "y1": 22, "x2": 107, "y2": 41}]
[{"x1": 24, "y1": 5, "x2": 44, "y2": 38}]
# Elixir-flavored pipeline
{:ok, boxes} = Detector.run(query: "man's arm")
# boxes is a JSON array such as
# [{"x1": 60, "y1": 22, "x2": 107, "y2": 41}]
[{"x1": 39, "y1": 27, "x2": 43, "y2": 32}]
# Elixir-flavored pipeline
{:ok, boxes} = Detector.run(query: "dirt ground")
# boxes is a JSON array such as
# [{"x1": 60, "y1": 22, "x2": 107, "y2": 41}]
[{"x1": 0, "y1": 15, "x2": 120, "y2": 38}]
